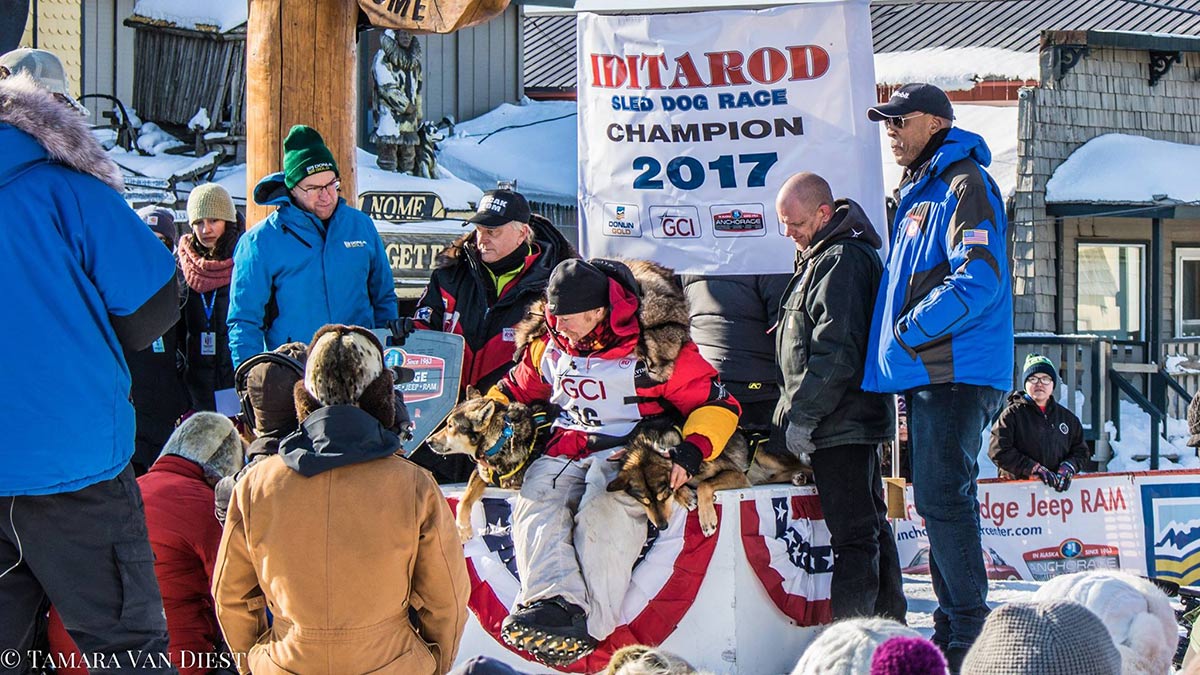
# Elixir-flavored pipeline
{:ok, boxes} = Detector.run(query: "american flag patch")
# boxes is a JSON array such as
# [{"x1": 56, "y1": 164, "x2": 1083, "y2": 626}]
[{"x1": 963, "y1": 229, "x2": 989, "y2": 245}]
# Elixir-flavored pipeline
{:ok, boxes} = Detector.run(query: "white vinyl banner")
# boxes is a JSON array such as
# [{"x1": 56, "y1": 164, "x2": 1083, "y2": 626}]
[{"x1": 576, "y1": 1, "x2": 885, "y2": 275}]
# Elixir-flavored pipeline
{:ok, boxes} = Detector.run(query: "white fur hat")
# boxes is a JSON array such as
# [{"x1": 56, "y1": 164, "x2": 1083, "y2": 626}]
[
  {"x1": 160, "y1": 412, "x2": 244, "y2": 479},
  {"x1": 1032, "y1": 570, "x2": 1177, "y2": 675},
  {"x1": 792, "y1": 618, "x2": 922, "y2": 675}
]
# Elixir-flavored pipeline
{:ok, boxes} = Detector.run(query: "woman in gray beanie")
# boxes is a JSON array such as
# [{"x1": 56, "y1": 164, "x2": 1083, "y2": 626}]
[{"x1": 961, "y1": 600, "x2": 1121, "y2": 675}]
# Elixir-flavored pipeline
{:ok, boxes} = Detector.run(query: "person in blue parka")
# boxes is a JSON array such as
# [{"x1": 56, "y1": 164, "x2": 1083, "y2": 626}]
[
  {"x1": 863, "y1": 83, "x2": 1013, "y2": 672},
  {"x1": 0, "y1": 48, "x2": 177, "y2": 672},
  {"x1": 227, "y1": 125, "x2": 398, "y2": 368}
]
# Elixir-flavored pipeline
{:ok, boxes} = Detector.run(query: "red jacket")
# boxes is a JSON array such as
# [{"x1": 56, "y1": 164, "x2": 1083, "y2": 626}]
[
  {"x1": 46, "y1": 456, "x2": 225, "y2": 675},
  {"x1": 140, "y1": 454, "x2": 225, "y2": 673},
  {"x1": 494, "y1": 264, "x2": 740, "y2": 460}
]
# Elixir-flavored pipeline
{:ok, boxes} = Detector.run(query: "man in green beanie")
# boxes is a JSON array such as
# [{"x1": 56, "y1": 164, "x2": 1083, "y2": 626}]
[{"x1": 228, "y1": 125, "x2": 398, "y2": 367}]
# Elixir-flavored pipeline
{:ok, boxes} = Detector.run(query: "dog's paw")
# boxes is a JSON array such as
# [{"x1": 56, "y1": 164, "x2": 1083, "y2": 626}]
[
  {"x1": 699, "y1": 506, "x2": 719, "y2": 537},
  {"x1": 678, "y1": 487, "x2": 698, "y2": 512},
  {"x1": 791, "y1": 472, "x2": 809, "y2": 486},
  {"x1": 457, "y1": 521, "x2": 475, "y2": 543}
]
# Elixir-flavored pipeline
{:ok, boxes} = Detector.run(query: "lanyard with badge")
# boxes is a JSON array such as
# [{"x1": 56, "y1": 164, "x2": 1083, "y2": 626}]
[{"x1": 200, "y1": 290, "x2": 218, "y2": 356}]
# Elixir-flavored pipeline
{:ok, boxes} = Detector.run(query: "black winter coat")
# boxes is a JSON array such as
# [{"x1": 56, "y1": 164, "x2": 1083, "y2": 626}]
[
  {"x1": 989, "y1": 391, "x2": 1090, "y2": 479},
  {"x1": 680, "y1": 274, "x2": 790, "y2": 404},
  {"x1": 774, "y1": 199, "x2": 894, "y2": 449},
  {"x1": 125, "y1": 316, "x2": 190, "y2": 472},
  {"x1": 182, "y1": 282, "x2": 235, "y2": 411},
  {"x1": 413, "y1": 214, "x2": 575, "y2": 393}
]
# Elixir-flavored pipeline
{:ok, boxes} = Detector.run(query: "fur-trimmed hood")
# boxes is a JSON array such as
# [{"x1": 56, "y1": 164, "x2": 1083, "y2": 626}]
[
  {"x1": 0, "y1": 72, "x2": 124, "y2": 192},
  {"x1": 513, "y1": 258, "x2": 693, "y2": 382}
]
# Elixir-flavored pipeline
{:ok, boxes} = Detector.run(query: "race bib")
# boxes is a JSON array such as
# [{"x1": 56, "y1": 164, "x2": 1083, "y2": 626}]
[{"x1": 543, "y1": 347, "x2": 641, "y2": 437}]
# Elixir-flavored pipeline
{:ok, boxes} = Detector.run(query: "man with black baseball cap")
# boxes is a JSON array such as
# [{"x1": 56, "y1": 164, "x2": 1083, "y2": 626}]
[
  {"x1": 863, "y1": 82, "x2": 1013, "y2": 671},
  {"x1": 409, "y1": 186, "x2": 575, "y2": 482}
]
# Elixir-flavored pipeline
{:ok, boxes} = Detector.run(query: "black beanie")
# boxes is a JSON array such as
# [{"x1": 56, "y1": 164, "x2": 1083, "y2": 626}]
[{"x1": 546, "y1": 259, "x2": 610, "y2": 315}]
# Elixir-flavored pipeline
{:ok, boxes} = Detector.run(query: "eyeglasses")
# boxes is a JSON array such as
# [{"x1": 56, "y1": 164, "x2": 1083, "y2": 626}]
[
  {"x1": 884, "y1": 112, "x2": 927, "y2": 130},
  {"x1": 295, "y1": 178, "x2": 340, "y2": 196},
  {"x1": 1026, "y1": 375, "x2": 1054, "y2": 386}
]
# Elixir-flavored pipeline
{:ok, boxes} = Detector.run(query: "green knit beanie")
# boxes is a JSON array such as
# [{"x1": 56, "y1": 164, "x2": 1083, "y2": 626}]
[{"x1": 283, "y1": 125, "x2": 338, "y2": 189}]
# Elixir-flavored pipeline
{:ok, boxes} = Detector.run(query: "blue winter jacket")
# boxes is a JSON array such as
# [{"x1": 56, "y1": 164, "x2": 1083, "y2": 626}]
[
  {"x1": 227, "y1": 172, "x2": 398, "y2": 367},
  {"x1": 0, "y1": 123, "x2": 175, "y2": 495},
  {"x1": 862, "y1": 127, "x2": 1013, "y2": 394}
]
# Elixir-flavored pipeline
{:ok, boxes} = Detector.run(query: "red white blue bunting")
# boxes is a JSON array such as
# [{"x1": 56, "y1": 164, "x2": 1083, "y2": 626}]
[
  {"x1": 740, "y1": 493, "x2": 834, "y2": 626},
  {"x1": 448, "y1": 494, "x2": 719, "y2": 673}
]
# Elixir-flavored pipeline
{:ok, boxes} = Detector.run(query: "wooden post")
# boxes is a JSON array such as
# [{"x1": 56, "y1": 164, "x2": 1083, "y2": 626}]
[{"x1": 245, "y1": 0, "x2": 358, "y2": 227}]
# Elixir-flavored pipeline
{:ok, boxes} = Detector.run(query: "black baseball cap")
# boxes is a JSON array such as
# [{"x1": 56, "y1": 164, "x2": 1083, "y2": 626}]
[
  {"x1": 867, "y1": 83, "x2": 955, "y2": 122},
  {"x1": 466, "y1": 189, "x2": 531, "y2": 228}
]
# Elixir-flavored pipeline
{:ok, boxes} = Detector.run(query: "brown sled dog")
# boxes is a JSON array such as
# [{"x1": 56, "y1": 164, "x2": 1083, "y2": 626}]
[
  {"x1": 426, "y1": 386, "x2": 556, "y2": 542},
  {"x1": 607, "y1": 420, "x2": 810, "y2": 537}
]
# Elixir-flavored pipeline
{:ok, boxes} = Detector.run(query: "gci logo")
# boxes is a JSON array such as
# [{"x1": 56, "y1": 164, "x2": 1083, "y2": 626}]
[
  {"x1": 560, "y1": 376, "x2": 608, "y2": 401},
  {"x1": 649, "y1": 206, "x2": 702, "y2": 239}
]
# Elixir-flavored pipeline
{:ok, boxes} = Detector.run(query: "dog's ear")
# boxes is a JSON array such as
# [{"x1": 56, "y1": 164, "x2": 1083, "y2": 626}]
[
  {"x1": 467, "y1": 399, "x2": 496, "y2": 425},
  {"x1": 607, "y1": 475, "x2": 629, "y2": 492},
  {"x1": 606, "y1": 448, "x2": 628, "y2": 463},
  {"x1": 465, "y1": 385, "x2": 482, "y2": 400}
]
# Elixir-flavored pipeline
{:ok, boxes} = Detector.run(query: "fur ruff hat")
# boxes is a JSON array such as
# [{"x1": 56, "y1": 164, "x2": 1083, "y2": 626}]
[
  {"x1": 1031, "y1": 570, "x2": 1177, "y2": 675},
  {"x1": 294, "y1": 325, "x2": 395, "y2": 428},
  {"x1": 791, "y1": 618, "x2": 921, "y2": 675},
  {"x1": 962, "y1": 599, "x2": 1121, "y2": 675},
  {"x1": 160, "y1": 411, "x2": 244, "y2": 479}
]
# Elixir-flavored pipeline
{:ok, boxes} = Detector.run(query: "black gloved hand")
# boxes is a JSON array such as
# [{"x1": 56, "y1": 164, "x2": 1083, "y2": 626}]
[
  {"x1": 1032, "y1": 463, "x2": 1061, "y2": 490},
  {"x1": 668, "y1": 441, "x2": 704, "y2": 478},
  {"x1": 391, "y1": 391, "x2": 413, "y2": 441},
  {"x1": 1055, "y1": 461, "x2": 1077, "y2": 492},
  {"x1": 386, "y1": 318, "x2": 416, "y2": 346}
]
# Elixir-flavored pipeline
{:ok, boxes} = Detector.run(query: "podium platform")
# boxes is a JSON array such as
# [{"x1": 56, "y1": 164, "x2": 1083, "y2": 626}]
[{"x1": 443, "y1": 484, "x2": 832, "y2": 674}]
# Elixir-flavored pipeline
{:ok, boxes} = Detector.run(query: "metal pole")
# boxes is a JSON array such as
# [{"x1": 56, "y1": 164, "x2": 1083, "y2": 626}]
[{"x1": 1151, "y1": 218, "x2": 1162, "y2": 365}]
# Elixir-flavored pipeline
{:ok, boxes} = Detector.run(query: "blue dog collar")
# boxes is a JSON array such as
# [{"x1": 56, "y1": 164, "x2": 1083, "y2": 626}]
[{"x1": 484, "y1": 420, "x2": 514, "y2": 457}]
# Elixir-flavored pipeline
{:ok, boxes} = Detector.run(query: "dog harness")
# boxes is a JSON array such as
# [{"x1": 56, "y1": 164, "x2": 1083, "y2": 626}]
[{"x1": 482, "y1": 411, "x2": 554, "y2": 487}]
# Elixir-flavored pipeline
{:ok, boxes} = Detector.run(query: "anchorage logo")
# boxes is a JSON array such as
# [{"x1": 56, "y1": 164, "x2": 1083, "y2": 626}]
[
  {"x1": 710, "y1": 203, "x2": 766, "y2": 237},
  {"x1": 649, "y1": 206, "x2": 702, "y2": 239},
  {"x1": 602, "y1": 203, "x2": 642, "y2": 237}
]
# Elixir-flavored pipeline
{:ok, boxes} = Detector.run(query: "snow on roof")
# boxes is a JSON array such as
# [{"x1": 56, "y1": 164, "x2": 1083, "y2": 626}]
[
  {"x1": 879, "y1": 103, "x2": 1019, "y2": 200},
  {"x1": 131, "y1": 0, "x2": 247, "y2": 33},
  {"x1": 1046, "y1": 133, "x2": 1200, "y2": 204},
  {"x1": 874, "y1": 48, "x2": 1039, "y2": 91},
  {"x1": 439, "y1": 99, "x2": 1018, "y2": 206},
  {"x1": 437, "y1": 100, "x2": 578, "y2": 206}
]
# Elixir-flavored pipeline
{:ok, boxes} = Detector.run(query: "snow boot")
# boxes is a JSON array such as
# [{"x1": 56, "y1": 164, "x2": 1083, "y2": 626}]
[{"x1": 501, "y1": 596, "x2": 597, "y2": 666}]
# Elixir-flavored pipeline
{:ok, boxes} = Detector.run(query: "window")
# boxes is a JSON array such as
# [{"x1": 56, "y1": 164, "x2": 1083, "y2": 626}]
[
  {"x1": 1178, "y1": 248, "x2": 1200, "y2": 337},
  {"x1": 1076, "y1": 243, "x2": 1144, "y2": 341}
]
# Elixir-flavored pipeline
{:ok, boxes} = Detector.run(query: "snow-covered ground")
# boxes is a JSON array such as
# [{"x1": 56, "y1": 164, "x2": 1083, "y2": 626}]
[{"x1": 903, "y1": 576, "x2": 1041, "y2": 636}]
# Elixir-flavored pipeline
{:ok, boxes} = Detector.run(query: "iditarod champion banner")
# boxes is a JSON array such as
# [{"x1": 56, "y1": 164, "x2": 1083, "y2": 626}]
[{"x1": 576, "y1": 1, "x2": 885, "y2": 275}]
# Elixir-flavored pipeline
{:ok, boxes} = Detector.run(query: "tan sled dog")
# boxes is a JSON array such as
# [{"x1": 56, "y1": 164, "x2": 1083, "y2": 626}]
[
  {"x1": 426, "y1": 386, "x2": 556, "y2": 542},
  {"x1": 607, "y1": 419, "x2": 810, "y2": 536}
]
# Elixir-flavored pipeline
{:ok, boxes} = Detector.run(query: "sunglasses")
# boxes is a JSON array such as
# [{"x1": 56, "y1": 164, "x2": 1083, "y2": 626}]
[{"x1": 884, "y1": 112, "x2": 928, "y2": 130}]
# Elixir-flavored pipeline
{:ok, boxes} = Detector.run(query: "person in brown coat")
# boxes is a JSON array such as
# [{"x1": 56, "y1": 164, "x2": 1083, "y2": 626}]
[{"x1": 212, "y1": 324, "x2": 469, "y2": 675}]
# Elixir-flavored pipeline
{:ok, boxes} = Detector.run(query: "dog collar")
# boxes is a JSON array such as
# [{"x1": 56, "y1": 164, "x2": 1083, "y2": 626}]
[{"x1": 483, "y1": 419, "x2": 514, "y2": 458}]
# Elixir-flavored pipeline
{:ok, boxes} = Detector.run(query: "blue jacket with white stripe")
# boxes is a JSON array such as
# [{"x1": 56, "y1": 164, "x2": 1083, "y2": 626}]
[
  {"x1": 863, "y1": 127, "x2": 1013, "y2": 394},
  {"x1": 227, "y1": 172, "x2": 397, "y2": 368}
]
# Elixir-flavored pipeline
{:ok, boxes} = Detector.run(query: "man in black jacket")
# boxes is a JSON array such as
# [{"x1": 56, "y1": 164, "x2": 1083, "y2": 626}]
[
  {"x1": 774, "y1": 172, "x2": 906, "y2": 621},
  {"x1": 989, "y1": 354, "x2": 1089, "y2": 491},
  {"x1": 411, "y1": 188, "x2": 575, "y2": 481}
]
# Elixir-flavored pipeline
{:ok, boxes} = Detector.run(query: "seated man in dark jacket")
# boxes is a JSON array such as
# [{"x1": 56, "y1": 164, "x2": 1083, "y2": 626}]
[{"x1": 989, "y1": 354, "x2": 1090, "y2": 491}]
